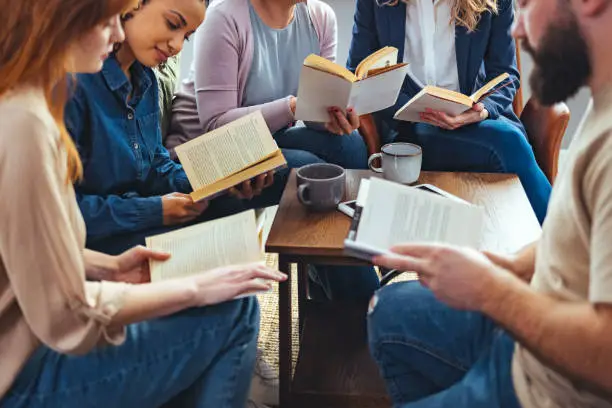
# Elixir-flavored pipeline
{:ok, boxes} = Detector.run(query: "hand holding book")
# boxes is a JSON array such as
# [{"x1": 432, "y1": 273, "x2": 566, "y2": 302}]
[
  {"x1": 162, "y1": 192, "x2": 209, "y2": 226},
  {"x1": 290, "y1": 96, "x2": 361, "y2": 135},
  {"x1": 420, "y1": 102, "x2": 488, "y2": 130},
  {"x1": 394, "y1": 73, "x2": 513, "y2": 124}
]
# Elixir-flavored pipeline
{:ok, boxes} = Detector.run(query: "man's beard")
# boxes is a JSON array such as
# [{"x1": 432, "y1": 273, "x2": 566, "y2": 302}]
[{"x1": 522, "y1": 8, "x2": 591, "y2": 106}]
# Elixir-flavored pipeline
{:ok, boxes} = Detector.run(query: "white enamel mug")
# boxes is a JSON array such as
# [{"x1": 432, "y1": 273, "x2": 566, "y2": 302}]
[{"x1": 368, "y1": 142, "x2": 423, "y2": 184}]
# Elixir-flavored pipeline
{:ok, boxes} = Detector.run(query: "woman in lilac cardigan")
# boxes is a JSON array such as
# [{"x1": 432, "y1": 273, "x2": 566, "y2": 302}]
[
  {"x1": 166, "y1": 0, "x2": 369, "y2": 170},
  {"x1": 168, "y1": 0, "x2": 379, "y2": 300}
]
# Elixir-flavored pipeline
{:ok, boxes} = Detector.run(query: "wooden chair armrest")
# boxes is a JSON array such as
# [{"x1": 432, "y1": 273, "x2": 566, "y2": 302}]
[
  {"x1": 520, "y1": 98, "x2": 570, "y2": 183},
  {"x1": 358, "y1": 114, "x2": 382, "y2": 157}
]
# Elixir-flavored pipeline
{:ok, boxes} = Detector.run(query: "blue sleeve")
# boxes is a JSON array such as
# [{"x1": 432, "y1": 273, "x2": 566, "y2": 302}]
[
  {"x1": 480, "y1": 0, "x2": 520, "y2": 119},
  {"x1": 346, "y1": 0, "x2": 380, "y2": 72},
  {"x1": 346, "y1": 0, "x2": 418, "y2": 125},
  {"x1": 146, "y1": 137, "x2": 192, "y2": 195},
  {"x1": 65, "y1": 84, "x2": 165, "y2": 241},
  {"x1": 75, "y1": 192, "x2": 164, "y2": 241}
]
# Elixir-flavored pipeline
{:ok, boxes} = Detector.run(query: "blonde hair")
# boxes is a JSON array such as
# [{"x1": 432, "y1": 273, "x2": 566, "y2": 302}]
[{"x1": 387, "y1": 0, "x2": 499, "y2": 32}]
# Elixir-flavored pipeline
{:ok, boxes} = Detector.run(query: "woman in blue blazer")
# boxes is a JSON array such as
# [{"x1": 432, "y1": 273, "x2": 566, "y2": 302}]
[{"x1": 347, "y1": 0, "x2": 551, "y2": 224}]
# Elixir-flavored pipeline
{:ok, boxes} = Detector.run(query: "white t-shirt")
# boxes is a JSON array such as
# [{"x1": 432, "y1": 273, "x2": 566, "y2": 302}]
[{"x1": 403, "y1": 0, "x2": 460, "y2": 92}]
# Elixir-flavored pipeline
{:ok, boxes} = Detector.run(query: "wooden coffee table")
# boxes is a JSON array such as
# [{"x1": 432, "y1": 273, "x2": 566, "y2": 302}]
[{"x1": 265, "y1": 170, "x2": 541, "y2": 408}]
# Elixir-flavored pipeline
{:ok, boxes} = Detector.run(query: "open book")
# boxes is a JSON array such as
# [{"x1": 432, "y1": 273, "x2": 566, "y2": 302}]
[
  {"x1": 344, "y1": 178, "x2": 486, "y2": 261},
  {"x1": 146, "y1": 210, "x2": 265, "y2": 282},
  {"x1": 394, "y1": 73, "x2": 511, "y2": 123},
  {"x1": 175, "y1": 111, "x2": 287, "y2": 202},
  {"x1": 295, "y1": 47, "x2": 409, "y2": 122}
]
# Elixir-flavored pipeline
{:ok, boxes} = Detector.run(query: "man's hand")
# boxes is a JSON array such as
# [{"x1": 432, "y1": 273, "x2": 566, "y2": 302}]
[
  {"x1": 162, "y1": 192, "x2": 208, "y2": 226},
  {"x1": 420, "y1": 103, "x2": 488, "y2": 130},
  {"x1": 108, "y1": 246, "x2": 171, "y2": 284},
  {"x1": 483, "y1": 242, "x2": 538, "y2": 282},
  {"x1": 373, "y1": 243, "x2": 512, "y2": 311},
  {"x1": 229, "y1": 171, "x2": 275, "y2": 200}
]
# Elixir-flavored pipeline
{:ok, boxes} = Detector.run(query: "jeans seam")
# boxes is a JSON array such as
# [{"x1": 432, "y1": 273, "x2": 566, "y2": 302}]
[{"x1": 372, "y1": 336, "x2": 470, "y2": 372}]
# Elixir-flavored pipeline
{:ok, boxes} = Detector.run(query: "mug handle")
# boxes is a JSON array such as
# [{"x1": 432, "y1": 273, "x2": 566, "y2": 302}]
[
  {"x1": 297, "y1": 184, "x2": 312, "y2": 206},
  {"x1": 368, "y1": 153, "x2": 383, "y2": 173}
]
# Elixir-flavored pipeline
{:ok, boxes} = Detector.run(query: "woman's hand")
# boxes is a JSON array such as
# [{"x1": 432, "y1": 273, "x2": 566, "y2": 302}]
[
  {"x1": 325, "y1": 106, "x2": 360, "y2": 135},
  {"x1": 190, "y1": 263, "x2": 288, "y2": 306},
  {"x1": 106, "y1": 246, "x2": 171, "y2": 284},
  {"x1": 162, "y1": 192, "x2": 209, "y2": 226},
  {"x1": 229, "y1": 171, "x2": 275, "y2": 200},
  {"x1": 420, "y1": 103, "x2": 488, "y2": 130}
]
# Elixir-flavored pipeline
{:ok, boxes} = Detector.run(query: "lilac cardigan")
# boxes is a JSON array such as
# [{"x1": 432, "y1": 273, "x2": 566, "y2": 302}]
[{"x1": 166, "y1": 0, "x2": 337, "y2": 153}]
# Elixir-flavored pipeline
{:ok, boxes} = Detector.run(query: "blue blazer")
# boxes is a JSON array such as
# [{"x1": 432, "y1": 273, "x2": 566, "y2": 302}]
[{"x1": 346, "y1": 0, "x2": 523, "y2": 132}]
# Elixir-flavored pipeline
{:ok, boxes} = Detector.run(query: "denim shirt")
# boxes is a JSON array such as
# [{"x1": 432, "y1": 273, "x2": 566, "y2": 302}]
[{"x1": 65, "y1": 55, "x2": 191, "y2": 244}]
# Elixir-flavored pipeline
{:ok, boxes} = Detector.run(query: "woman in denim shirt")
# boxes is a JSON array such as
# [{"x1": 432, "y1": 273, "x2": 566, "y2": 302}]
[{"x1": 66, "y1": 0, "x2": 279, "y2": 255}]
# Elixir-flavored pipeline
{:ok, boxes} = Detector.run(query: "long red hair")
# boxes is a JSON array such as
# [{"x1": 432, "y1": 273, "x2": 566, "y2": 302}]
[{"x1": 0, "y1": 0, "x2": 135, "y2": 182}]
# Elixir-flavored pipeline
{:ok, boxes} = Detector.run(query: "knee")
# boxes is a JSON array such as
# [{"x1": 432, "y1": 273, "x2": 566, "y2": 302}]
[
  {"x1": 367, "y1": 282, "x2": 429, "y2": 344},
  {"x1": 480, "y1": 121, "x2": 535, "y2": 167},
  {"x1": 220, "y1": 297, "x2": 260, "y2": 343},
  {"x1": 341, "y1": 131, "x2": 369, "y2": 169},
  {"x1": 281, "y1": 148, "x2": 325, "y2": 168}
]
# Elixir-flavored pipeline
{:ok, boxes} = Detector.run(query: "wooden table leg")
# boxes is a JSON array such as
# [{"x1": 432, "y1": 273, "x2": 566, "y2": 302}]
[
  {"x1": 278, "y1": 255, "x2": 292, "y2": 408},
  {"x1": 297, "y1": 263, "x2": 308, "y2": 336}
]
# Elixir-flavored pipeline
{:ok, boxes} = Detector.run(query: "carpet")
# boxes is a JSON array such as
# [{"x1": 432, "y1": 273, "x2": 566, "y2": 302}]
[{"x1": 256, "y1": 252, "x2": 417, "y2": 376}]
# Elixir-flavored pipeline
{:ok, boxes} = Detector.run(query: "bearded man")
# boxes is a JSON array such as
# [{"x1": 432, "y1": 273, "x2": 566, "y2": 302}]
[{"x1": 366, "y1": 0, "x2": 612, "y2": 406}]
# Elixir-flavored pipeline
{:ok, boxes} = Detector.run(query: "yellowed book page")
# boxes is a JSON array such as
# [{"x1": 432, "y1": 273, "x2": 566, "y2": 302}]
[
  {"x1": 394, "y1": 90, "x2": 471, "y2": 123},
  {"x1": 355, "y1": 46, "x2": 399, "y2": 79},
  {"x1": 146, "y1": 210, "x2": 263, "y2": 282},
  {"x1": 175, "y1": 111, "x2": 278, "y2": 191},
  {"x1": 470, "y1": 73, "x2": 510, "y2": 103},
  {"x1": 303, "y1": 54, "x2": 357, "y2": 82},
  {"x1": 190, "y1": 150, "x2": 287, "y2": 202},
  {"x1": 365, "y1": 62, "x2": 407, "y2": 79},
  {"x1": 426, "y1": 86, "x2": 473, "y2": 106}
]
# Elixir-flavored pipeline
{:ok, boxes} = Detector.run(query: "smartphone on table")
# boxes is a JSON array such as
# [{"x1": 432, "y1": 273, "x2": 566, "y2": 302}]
[{"x1": 337, "y1": 183, "x2": 467, "y2": 218}]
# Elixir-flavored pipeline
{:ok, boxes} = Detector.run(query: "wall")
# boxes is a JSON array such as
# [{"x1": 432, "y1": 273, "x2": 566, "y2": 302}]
[{"x1": 181, "y1": 0, "x2": 590, "y2": 145}]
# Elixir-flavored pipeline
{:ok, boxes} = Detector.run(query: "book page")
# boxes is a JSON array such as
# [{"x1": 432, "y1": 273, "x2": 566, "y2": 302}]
[
  {"x1": 394, "y1": 92, "x2": 471, "y2": 123},
  {"x1": 348, "y1": 64, "x2": 409, "y2": 115},
  {"x1": 470, "y1": 73, "x2": 510, "y2": 103},
  {"x1": 294, "y1": 66, "x2": 353, "y2": 122},
  {"x1": 175, "y1": 111, "x2": 278, "y2": 191},
  {"x1": 146, "y1": 210, "x2": 263, "y2": 282},
  {"x1": 304, "y1": 54, "x2": 357, "y2": 82},
  {"x1": 190, "y1": 151, "x2": 287, "y2": 202},
  {"x1": 356, "y1": 46, "x2": 399, "y2": 79},
  {"x1": 355, "y1": 178, "x2": 485, "y2": 250}
]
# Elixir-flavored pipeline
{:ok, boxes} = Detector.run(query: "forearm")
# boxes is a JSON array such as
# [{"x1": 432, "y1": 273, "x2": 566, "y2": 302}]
[
  {"x1": 110, "y1": 278, "x2": 197, "y2": 327},
  {"x1": 482, "y1": 271, "x2": 612, "y2": 394},
  {"x1": 83, "y1": 249, "x2": 117, "y2": 280},
  {"x1": 78, "y1": 194, "x2": 163, "y2": 241}
]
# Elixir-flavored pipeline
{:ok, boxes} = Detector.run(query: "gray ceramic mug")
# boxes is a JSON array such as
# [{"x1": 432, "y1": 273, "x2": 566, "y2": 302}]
[{"x1": 296, "y1": 163, "x2": 346, "y2": 211}]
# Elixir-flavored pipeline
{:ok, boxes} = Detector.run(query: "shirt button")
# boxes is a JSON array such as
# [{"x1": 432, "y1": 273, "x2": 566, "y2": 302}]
[
  {"x1": 127, "y1": 112, "x2": 134, "y2": 120},
  {"x1": 134, "y1": 143, "x2": 139, "y2": 150}
]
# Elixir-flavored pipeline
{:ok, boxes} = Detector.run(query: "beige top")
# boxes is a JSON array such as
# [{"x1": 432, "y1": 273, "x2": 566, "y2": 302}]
[
  {"x1": 0, "y1": 87, "x2": 129, "y2": 399},
  {"x1": 512, "y1": 88, "x2": 612, "y2": 407}
]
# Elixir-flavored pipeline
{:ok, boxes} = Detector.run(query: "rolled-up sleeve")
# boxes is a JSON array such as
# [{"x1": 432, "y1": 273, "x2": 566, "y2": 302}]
[{"x1": 0, "y1": 109, "x2": 128, "y2": 355}]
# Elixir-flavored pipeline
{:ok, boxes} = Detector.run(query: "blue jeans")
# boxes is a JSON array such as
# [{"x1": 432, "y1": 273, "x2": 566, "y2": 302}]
[
  {"x1": 396, "y1": 119, "x2": 551, "y2": 224},
  {"x1": 273, "y1": 124, "x2": 369, "y2": 169},
  {"x1": 2, "y1": 298, "x2": 259, "y2": 408},
  {"x1": 368, "y1": 282, "x2": 520, "y2": 408}
]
